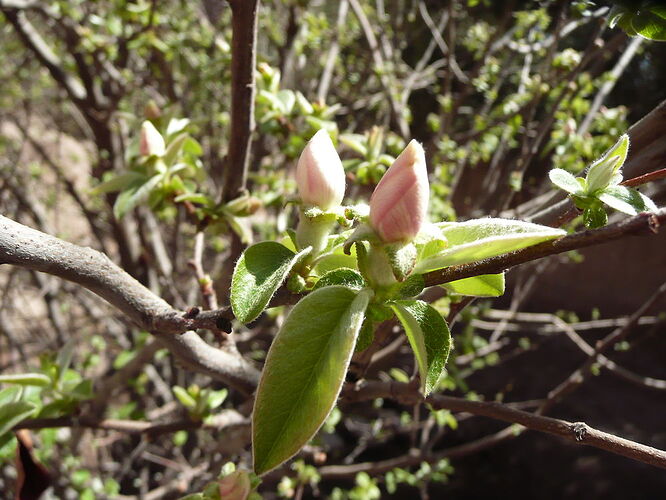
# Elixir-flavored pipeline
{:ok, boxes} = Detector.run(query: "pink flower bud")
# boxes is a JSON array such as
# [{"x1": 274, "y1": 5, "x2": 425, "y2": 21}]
[
  {"x1": 295, "y1": 130, "x2": 346, "y2": 210},
  {"x1": 369, "y1": 140, "x2": 429, "y2": 243},
  {"x1": 139, "y1": 121, "x2": 165, "y2": 157},
  {"x1": 218, "y1": 471, "x2": 251, "y2": 500}
]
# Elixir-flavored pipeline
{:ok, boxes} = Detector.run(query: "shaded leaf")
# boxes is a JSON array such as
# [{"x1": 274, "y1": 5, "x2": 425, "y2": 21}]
[
  {"x1": 231, "y1": 243, "x2": 311, "y2": 324},
  {"x1": 314, "y1": 268, "x2": 366, "y2": 291},
  {"x1": 0, "y1": 401, "x2": 37, "y2": 437},
  {"x1": 390, "y1": 300, "x2": 451, "y2": 395}
]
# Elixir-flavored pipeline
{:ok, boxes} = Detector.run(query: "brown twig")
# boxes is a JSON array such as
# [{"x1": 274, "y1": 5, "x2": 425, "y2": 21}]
[
  {"x1": 218, "y1": 0, "x2": 259, "y2": 202},
  {"x1": 342, "y1": 380, "x2": 666, "y2": 470}
]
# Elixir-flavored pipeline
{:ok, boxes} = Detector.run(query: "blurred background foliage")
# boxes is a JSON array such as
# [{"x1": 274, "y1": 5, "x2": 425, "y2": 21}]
[{"x1": 0, "y1": 0, "x2": 665, "y2": 498}]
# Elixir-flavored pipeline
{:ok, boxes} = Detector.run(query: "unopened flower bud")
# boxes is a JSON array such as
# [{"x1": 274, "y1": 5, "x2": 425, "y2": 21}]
[
  {"x1": 139, "y1": 121, "x2": 165, "y2": 157},
  {"x1": 218, "y1": 471, "x2": 251, "y2": 500},
  {"x1": 295, "y1": 130, "x2": 346, "y2": 210},
  {"x1": 369, "y1": 140, "x2": 429, "y2": 243}
]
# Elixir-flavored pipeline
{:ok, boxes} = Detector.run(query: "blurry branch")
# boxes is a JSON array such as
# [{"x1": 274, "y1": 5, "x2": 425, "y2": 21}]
[
  {"x1": 577, "y1": 36, "x2": 643, "y2": 136},
  {"x1": 218, "y1": 0, "x2": 259, "y2": 202},
  {"x1": 417, "y1": 1, "x2": 466, "y2": 83},
  {"x1": 502, "y1": 7, "x2": 609, "y2": 54},
  {"x1": 14, "y1": 409, "x2": 248, "y2": 437},
  {"x1": 423, "y1": 209, "x2": 666, "y2": 287},
  {"x1": 0, "y1": 4, "x2": 86, "y2": 105},
  {"x1": 551, "y1": 315, "x2": 666, "y2": 391},
  {"x1": 189, "y1": 231, "x2": 219, "y2": 311},
  {"x1": 317, "y1": 0, "x2": 349, "y2": 102},
  {"x1": 539, "y1": 282, "x2": 666, "y2": 414},
  {"x1": 0, "y1": 214, "x2": 260, "y2": 393},
  {"x1": 315, "y1": 426, "x2": 518, "y2": 480},
  {"x1": 343, "y1": 381, "x2": 666, "y2": 470},
  {"x1": 348, "y1": 0, "x2": 409, "y2": 136},
  {"x1": 10, "y1": 117, "x2": 109, "y2": 253}
]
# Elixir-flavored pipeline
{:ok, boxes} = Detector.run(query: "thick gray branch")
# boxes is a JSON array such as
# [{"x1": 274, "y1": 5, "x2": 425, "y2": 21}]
[{"x1": 0, "y1": 215, "x2": 259, "y2": 393}]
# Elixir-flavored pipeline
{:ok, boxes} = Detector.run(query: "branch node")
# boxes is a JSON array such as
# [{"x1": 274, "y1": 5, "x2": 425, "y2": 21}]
[{"x1": 571, "y1": 422, "x2": 588, "y2": 442}]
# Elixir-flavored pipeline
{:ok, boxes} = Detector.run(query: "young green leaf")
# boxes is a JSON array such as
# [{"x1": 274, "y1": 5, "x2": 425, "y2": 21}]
[
  {"x1": 390, "y1": 300, "x2": 451, "y2": 395},
  {"x1": 56, "y1": 339, "x2": 76, "y2": 384},
  {"x1": 549, "y1": 169, "x2": 584, "y2": 195},
  {"x1": 443, "y1": 273, "x2": 505, "y2": 297},
  {"x1": 414, "y1": 219, "x2": 565, "y2": 273},
  {"x1": 583, "y1": 205, "x2": 608, "y2": 228},
  {"x1": 313, "y1": 268, "x2": 366, "y2": 290},
  {"x1": 0, "y1": 387, "x2": 23, "y2": 406},
  {"x1": 173, "y1": 386, "x2": 197, "y2": 410},
  {"x1": 253, "y1": 286, "x2": 372, "y2": 475},
  {"x1": 0, "y1": 401, "x2": 37, "y2": 438},
  {"x1": 598, "y1": 185, "x2": 657, "y2": 215},
  {"x1": 0, "y1": 373, "x2": 52, "y2": 388},
  {"x1": 231, "y1": 242, "x2": 311, "y2": 324},
  {"x1": 585, "y1": 134, "x2": 629, "y2": 192},
  {"x1": 113, "y1": 173, "x2": 164, "y2": 219},
  {"x1": 92, "y1": 172, "x2": 146, "y2": 195}
]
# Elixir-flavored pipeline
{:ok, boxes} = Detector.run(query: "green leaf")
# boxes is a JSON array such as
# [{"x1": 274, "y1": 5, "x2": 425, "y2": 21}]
[
  {"x1": 0, "y1": 387, "x2": 22, "y2": 406},
  {"x1": 583, "y1": 205, "x2": 608, "y2": 228},
  {"x1": 443, "y1": 273, "x2": 505, "y2": 297},
  {"x1": 598, "y1": 185, "x2": 658, "y2": 215},
  {"x1": 549, "y1": 168, "x2": 583, "y2": 195},
  {"x1": 206, "y1": 389, "x2": 228, "y2": 410},
  {"x1": 70, "y1": 380, "x2": 93, "y2": 400},
  {"x1": 355, "y1": 319, "x2": 375, "y2": 352},
  {"x1": 276, "y1": 90, "x2": 296, "y2": 114},
  {"x1": 253, "y1": 287, "x2": 372, "y2": 475},
  {"x1": 56, "y1": 339, "x2": 76, "y2": 384},
  {"x1": 340, "y1": 134, "x2": 368, "y2": 157},
  {"x1": 166, "y1": 117, "x2": 190, "y2": 136},
  {"x1": 390, "y1": 300, "x2": 451, "y2": 395},
  {"x1": 385, "y1": 242, "x2": 417, "y2": 281},
  {"x1": 390, "y1": 274, "x2": 425, "y2": 299},
  {"x1": 314, "y1": 269, "x2": 366, "y2": 291},
  {"x1": 632, "y1": 9, "x2": 666, "y2": 40},
  {"x1": 0, "y1": 373, "x2": 51, "y2": 387},
  {"x1": 92, "y1": 172, "x2": 146, "y2": 195},
  {"x1": 163, "y1": 132, "x2": 189, "y2": 166},
  {"x1": 313, "y1": 252, "x2": 358, "y2": 275},
  {"x1": 0, "y1": 401, "x2": 37, "y2": 437},
  {"x1": 113, "y1": 173, "x2": 164, "y2": 219},
  {"x1": 585, "y1": 135, "x2": 629, "y2": 192},
  {"x1": 173, "y1": 386, "x2": 197, "y2": 410},
  {"x1": 231, "y1": 242, "x2": 311, "y2": 324},
  {"x1": 414, "y1": 219, "x2": 565, "y2": 273}
]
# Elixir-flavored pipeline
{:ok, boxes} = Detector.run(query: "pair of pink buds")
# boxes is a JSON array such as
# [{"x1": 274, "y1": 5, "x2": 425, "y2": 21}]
[{"x1": 296, "y1": 130, "x2": 429, "y2": 243}]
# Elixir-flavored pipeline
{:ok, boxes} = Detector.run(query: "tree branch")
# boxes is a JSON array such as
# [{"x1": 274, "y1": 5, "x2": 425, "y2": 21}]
[
  {"x1": 343, "y1": 381, "x2": 666, "y2": 470},
  {"x1": 0, "y1": 5, "x2": 87, "y2": 105},
  {"x1": 423, "y1": 209, "x2": 666, "y2": 287},
  {"x1": 218, "y1": 0, "x2": 259, "y2": 201},
  {"x1": 0, "y1": 214, "x2": 259, "y2": 393},
  {"x1": 13, "y1": 410, "x2": 248, "y2": 437}
]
